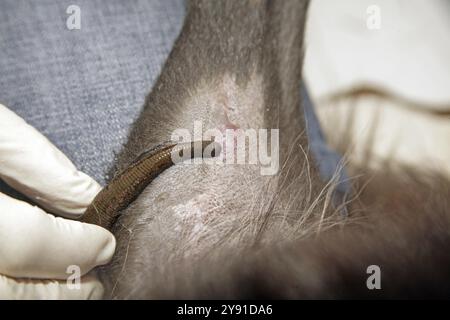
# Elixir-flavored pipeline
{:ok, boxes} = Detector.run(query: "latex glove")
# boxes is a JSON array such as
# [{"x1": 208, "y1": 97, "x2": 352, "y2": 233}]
[{"x1": 0, "y1": 103, "x2": 116, "y2": 299}]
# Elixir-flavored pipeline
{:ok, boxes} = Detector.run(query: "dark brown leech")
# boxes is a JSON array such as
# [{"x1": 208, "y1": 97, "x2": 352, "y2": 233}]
[{"x1": 81, "y1": 140, "x2": 221, "y2": 229}]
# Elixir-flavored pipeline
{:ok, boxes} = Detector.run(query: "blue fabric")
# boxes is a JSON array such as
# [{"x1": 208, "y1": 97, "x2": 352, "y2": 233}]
[
  {"x1": 0, "y1": 0, "x2": 349, "y2": 201},
  {"x1": 302, "y1": 85, "x2": 351, "y2": 196},
  {"x1": 0, "y1": 0, "x2": 185, "y2": 186}
]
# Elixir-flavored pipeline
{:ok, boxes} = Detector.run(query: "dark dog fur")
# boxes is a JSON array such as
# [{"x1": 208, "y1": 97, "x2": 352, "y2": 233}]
[{"x1": 99, "y1": 0, "x2": 450, "y2": 299}]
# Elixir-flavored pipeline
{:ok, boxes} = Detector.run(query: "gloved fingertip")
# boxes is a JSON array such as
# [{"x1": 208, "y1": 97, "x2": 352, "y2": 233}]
[{"x1": 93, "y1": 231, "x2": 117, "y2": 267}]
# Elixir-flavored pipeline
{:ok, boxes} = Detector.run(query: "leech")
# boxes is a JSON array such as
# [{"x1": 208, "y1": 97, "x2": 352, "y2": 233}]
[{"x1": 81, "y1": 140, "x2": 221, "y2": 229}]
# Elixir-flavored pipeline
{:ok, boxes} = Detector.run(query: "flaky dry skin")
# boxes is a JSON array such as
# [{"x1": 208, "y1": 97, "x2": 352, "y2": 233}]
[{"x1": 99, "y1": 0, "x2": 450, "y2": 299}]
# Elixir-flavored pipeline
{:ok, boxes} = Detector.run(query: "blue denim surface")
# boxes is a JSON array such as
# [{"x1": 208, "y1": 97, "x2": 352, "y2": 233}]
[{"x1": 0, "y1": 0, "x2": 185, "y2": 187}]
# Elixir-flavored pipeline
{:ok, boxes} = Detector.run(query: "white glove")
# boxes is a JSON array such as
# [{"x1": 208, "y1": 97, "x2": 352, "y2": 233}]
[{"x1": 0, "y1": 103, "x2": 116, "y2": 299}]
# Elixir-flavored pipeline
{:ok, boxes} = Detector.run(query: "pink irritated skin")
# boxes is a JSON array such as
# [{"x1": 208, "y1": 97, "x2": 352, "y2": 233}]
[
  {"x1": 218, "y1": 124, "x2": 240, "y2": 162},
  {"x1": 215, "y1": 86, "x2": 242, "y2": 162},
  {"x1": 181, "y1": 73, "x2": 265, "y2": 164}
]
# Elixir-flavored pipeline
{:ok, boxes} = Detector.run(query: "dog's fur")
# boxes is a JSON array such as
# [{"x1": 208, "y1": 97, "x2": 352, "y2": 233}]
[{"x1": 100, "y1": 0, "x2": 450, "y2": 299}]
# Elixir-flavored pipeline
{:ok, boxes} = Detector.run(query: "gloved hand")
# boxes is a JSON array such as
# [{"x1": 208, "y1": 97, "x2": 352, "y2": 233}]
[{"x1": 0, "y1": 103, "x2": 116, "y2": 299}]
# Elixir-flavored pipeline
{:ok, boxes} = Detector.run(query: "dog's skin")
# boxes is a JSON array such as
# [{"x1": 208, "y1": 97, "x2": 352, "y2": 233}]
[{"x1": 99, "y1": 0, "x2": 450, "y2": 299}]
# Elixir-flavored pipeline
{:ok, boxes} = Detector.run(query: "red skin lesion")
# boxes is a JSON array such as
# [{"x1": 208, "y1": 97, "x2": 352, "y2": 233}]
[
  {"x1": 219, "y1": 123, "x2": 240, "y2": 163},
  {"x1": 217, "y1": 92, "x2": 240, "y2": 159}
]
